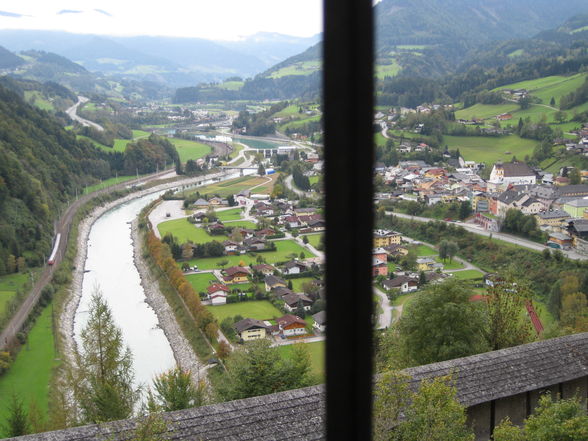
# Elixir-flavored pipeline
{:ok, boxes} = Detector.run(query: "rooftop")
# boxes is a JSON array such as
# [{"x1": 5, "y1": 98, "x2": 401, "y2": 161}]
[{"x1": 10, "y1": 334, "x2": 588, "y2": 440}]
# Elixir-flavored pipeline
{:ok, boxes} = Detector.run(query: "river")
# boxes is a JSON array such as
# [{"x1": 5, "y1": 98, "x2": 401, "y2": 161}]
[{"x1": 73, "y1": 191, "x2": 175, "y2": 387}]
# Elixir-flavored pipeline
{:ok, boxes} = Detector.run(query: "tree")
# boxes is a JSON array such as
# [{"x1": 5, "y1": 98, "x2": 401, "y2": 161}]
[
  {"x1": 295, "y1": 298, "x2": 306, "y2": 318},
  {"x1": 550, "y1": 96, "x2": 556, "y2": 107},
  {"x1": 227, "y1": 194, "x2": 237, "y2": 207},
  {"x1": 446, "y1": 241, "x2": 459, "y2": 263},
  {"x1": 217, "y1": 259, "x2": 229, "y2": 269},
  {"x1": 519, "y1": 95, "x2": 530, "y2": 109},
  {"x1": 569, "y1": 168, "x2": 581, "y2": 185},
  {"x1": 418, "y1": 270, "x2": 427, "y2": 286},
  {"x1": 6, "y1": 254, "x2": 16, "y2": 273},
  {"x1": 395, "y1": 377, "x2": 474, "y2": 441},
  {"x1": 16, "y1": 257, "x2": 26, "y2": 273},
  {"x1": 257, "y1": 163, "x2": 266, "y2": 176},
  {"x1": 302, "y1": 235, "x2": 309, "y2": 244},
  {"x1": 181, "y1": 243, "x2": 193, "y2": 260},
  {"x1": 483, "y1": 275, "x2": 533, "y2": 351},
  {"x1": 554, "y1": 110, "x2": 568, "y2": 124},
  {"x1": 219, "y1": 340, "x2": 311, "y2": 400},
  {"x1": 374, "y1": 373, "x2": 474, "y2": 441},
  {"x1": 458, "y1": 201, "x2": 472, "y2": 220},
  {"x1": 560, "y1": 292, "x2": 588, "y2": 332},
  {"x1": 397, "y1": 279, "x2": 488, "y2": 365},
  {"x1": 494, "y1": 394, "x2": 588, "y2": 441},
  {"x1": 147, "y1": 366, "x2": 205, "y2": 412},
  {"x1": 73, "y1": 291, "x2": 140, "y2": 423},
  {"x1": 217, "y1": 341, "x2": 231, "y2": 359},
  {"x1": 3, "y1": 393, "x2": 29, "y2": 437}
]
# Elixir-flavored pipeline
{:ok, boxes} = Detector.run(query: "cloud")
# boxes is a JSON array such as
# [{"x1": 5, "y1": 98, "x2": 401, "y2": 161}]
[
  {"x1": 94, "y1": 9, "x2": 112, "y2": 17},
  {"x1": 0, "y1": 10, "x2": 24, "y2": 18},
  {"x1": 57, "y1": 9, "x2": 83, "y2": 15}
]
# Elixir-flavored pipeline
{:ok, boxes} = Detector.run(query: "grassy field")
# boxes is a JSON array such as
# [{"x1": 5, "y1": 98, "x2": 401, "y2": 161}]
[
  {"x1": 434, "y1": 257, "x2": 464, "y2": 270},
  {"x1": 444, "y1": 135, "x2": 538, "y2": 164},
  {"x1": 414, "y1": 244, "x2": 437, "y2": 256},
  {"x1": 229, "y1": 143, "x2": 244, "y2": 160},
  {"x1": 216, "y1": 208, "x2": 243, "y2": 221},
  {"x1": 278, "y1": 115, "x2": 321, "y2": 132},
  {"x1": 493, "y1": 73, "x2": 587, "y2": 106},
  {"x1": 0, "y1": 305, "x2": 58, "y2": 433},
  {"x1": 188, "y1": 240, "x2": 315, "y2": 269},
  {"x1": 185, "y1": 273, "x2": 219, "y2": 293},
  {"x1": 206, "y1": 300, "x2": 282, "y2": 322},
  {"x1": 268, "y1": 61, "x2": 321, "y2": 79},
  {"x1": 0, "y1": 273, "x2": 29, "y2": 317},
  {"x1": 186, "y1": 176, "x2": 269, "y2": 198},
  {"x1": 84, "y1": 175, "x2": 141, "y2": 194},
  {"x1": 277, "y1": 341, "x2": 325, "y2": 379},
  {"x1": 24, "y1": 91, "x2": 54, "y2": 111},
  {"x1": 169, "y1": 138, "x2": 212, "y2": 163},
  {"x1": 308, "y1": 176, "x2": 319, "y2": 186},
  {"x1": 376, "y1": 61, "x2": 401, "y2": 79},
  {"x1": 455, "y1": 103, "x2": 519, "y2": 121},
  {"x1": 305, "y1": 234, "x2": 322, "y2": 248},
  {"x1": 222, "y1": 220, "x2": 257, "y2": 229},
  {"x1": 451, "y1": 270, "x2": 485, "y2": 280},
  {"x1": 157, "y1": 218, "x2": 229, "y2": 243},
  {"x1": 217, "y1": 81, "x2": 244, "y2": 90},
  {"x1": 289, "y1": 277, "x2": 317, "y2": 292}
]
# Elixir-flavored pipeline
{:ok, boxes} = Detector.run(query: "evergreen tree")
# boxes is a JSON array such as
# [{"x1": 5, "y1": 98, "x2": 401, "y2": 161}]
[
  {"x1": 74, "y1": 291, "x2": 140, "y2": 423},
  {"x1": 3, "y1": 393, "x2": 30, "y2": 437},
  {"x1": 296, "y1": 298, "x2": 306, "y2": 318},
  {"x1": 147, "y1": 366, "x2": 205, "y2": 412}
]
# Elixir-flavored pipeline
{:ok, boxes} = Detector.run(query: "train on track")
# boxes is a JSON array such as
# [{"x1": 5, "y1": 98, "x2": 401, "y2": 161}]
[{"x1": 47, "y1": 233, "x2": 61, "y2": 265}]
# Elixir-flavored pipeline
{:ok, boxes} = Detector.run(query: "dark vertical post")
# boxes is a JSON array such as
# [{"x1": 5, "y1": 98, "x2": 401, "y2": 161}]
[{"x1": 323, "y1": 0, "x2": 374, "y2": 439}]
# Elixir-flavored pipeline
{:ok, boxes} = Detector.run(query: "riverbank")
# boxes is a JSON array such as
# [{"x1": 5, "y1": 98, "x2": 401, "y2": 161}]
[{"x1": 131, "y1": 219, "x2": 206, "y2": 385}]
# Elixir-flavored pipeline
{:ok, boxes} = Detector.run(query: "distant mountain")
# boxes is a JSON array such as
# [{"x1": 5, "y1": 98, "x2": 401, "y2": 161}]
[
  {"x1": 230, "y1": 0, "x2": 588, "y2": 101},
  {"x1": 218, "y1": 32, "x2": 321, "y2": 68},
  {"x1": 0, "y1": 45, "x2": 24, "y2": 69},
  {"x1": 0, "y1": 30, "x2": 319, "y2": 88}
]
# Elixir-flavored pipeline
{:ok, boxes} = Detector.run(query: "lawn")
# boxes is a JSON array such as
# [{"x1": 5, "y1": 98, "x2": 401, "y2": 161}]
[
  {"x1": 0, "y1": 273, "x2": 29, "y2": 317},
  {"x1": 84, "y1": 175, "x2": 140, "y2": 194},
  {"x1": 169, "y1": 138, "x2": 212, "y2": 163},
  {"x1": 451, "y1": 270, "x2": 485, "y2": 280},
  {"x1": 185, "y1": 175, "x2": 270, "y2": 198},
  {"x1": 185, "y1": 273, "x2": 219, "y2": 293},
  {"x1": 289, "y1": 277, "x2": 317, "y2": 292},
  {"x1": 434, "y1": 257, "x2": 464, "y2": 270},
  {"x1": 455, "y1": 103, "x2": 519, "y2": 121},
  {"x1": 157, "y1": 218, "x2": 229, "y2": 243},
  {"x1": 279, "y1": 115, "x2": 321, "y2": 132},
  {"x1": 216, "y1": 208, "x2": 244, "y2": 221},
  {"x1": 444, "y1": 135, "x2": 539, "y2": 165},
  {"x1": 277, "y1": 341, "x2": 325, "y2": 379},
  {"x1": 414, "y1": 244, "x2": 437, "y2": 256},
  {"x1": 222, "y1": 220, "x2": 257, "y2": 229},
  {"x1": 217, "y1": 81, "x2": 244, "y2": 90},
  {"x1": 304, "y1": 234, "x2": 323, "y2": 248},
  {"x1": 206, "y1": 300, "x2": 282, "y2": 322},
  {"x1": 492, "y1": 73, "x2": 587, "y2": 106},
  {"x1": 309, "y1": 176, "x2": 319, "y2": 185},
  {"x1": 268, "y1": 61, "x2": 321, "y2": 79},
  {"x1": 187, "y1": 240, "x2": 315, "y2": 269},
  {"x1": 0, "y1": 305, "x2": 59, "y2": 433}
]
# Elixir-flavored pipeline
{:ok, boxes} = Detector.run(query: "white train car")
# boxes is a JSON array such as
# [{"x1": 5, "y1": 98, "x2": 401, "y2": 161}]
[{"x1": 47, "y1": 233, "x2": 61, "y2": 265}]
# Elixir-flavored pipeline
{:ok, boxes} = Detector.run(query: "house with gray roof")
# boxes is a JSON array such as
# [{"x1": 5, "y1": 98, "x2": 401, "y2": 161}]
[{"x1": 11, "y1": 333, "x2": 587, "y2": 441}]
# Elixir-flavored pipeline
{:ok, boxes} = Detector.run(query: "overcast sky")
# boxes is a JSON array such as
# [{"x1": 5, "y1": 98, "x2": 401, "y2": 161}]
[{"x1": 0, "y1": 0, "x2": 323, "y2": 40}]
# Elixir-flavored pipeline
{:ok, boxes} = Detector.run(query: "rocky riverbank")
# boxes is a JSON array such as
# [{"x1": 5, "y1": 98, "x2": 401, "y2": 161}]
[{"x1": 130, "y1": 219, "x2": 207, "y2": 385}]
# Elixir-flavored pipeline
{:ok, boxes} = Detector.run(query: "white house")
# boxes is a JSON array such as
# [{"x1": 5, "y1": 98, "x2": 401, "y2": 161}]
[{"x1": 207, "y1": 283, "x2": 230, "y2": 305}]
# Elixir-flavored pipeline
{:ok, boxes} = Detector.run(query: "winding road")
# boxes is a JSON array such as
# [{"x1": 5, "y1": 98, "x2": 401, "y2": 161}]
[{"x1": 65, "y1": 96, "x2": 104, "y2": 132}]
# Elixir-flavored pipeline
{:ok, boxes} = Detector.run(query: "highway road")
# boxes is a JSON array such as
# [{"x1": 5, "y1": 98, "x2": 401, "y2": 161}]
[
  {"x1": 65, "y1": 96, "x2": 104, "y2": 132},
  {"x1": 386, "y1": 211, "x2": 587, "y2": 261}
]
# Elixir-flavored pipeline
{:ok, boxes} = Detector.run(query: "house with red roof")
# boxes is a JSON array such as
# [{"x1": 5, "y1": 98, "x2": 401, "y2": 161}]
[
  {"x1": 276, "y1": 314, "x2": 308, "y2": 337},
  {"x1": 223, "y1": 266, "x2": 251, "y2": 284},
  {"x1": 207, "y1": 283, "x2": 230, "y2": 305}
]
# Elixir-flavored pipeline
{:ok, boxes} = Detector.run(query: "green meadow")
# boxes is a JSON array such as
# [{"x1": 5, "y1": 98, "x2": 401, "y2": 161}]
[{"x1": 444, "y1": 135, "x2": 538, "y2": 164}]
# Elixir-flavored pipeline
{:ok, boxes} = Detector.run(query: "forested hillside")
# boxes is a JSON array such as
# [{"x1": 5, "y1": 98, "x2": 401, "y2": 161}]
[{"x1": 0, "y1": 86, "x2": 122, "y2": 271}]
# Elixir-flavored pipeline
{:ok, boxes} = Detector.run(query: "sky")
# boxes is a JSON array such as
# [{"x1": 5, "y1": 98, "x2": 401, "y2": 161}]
[{"x1": 0, "y1": 0, "x2": 323, "y2": 40}]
